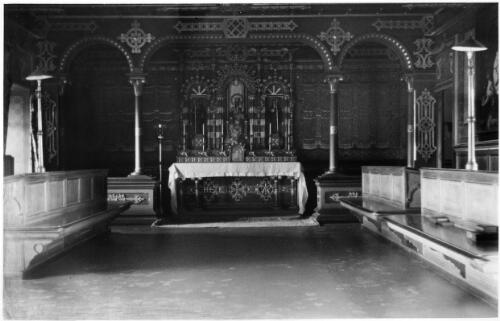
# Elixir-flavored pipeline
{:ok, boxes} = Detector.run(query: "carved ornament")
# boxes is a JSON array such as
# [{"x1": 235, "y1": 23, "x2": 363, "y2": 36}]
[
  {"x1": 416, "y1": 88, "x2": 437, "y2": 162},
  {"x1": 36, "y1": 40, "x2": 57, "y2": 73},
  {"x1": 318, "y1": 19, "x2": 353, "y2": 56},
  {"x1": 413, "y1": 38, "x2": 443, "y2": 69},
  {"x1": 119, "y1": 20, "x2": 155, "y2": 54}
]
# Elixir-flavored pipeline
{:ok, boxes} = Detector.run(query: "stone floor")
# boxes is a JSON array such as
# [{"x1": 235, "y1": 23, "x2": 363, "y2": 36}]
[{"x1": 4, "y1": 224, "x2": 497, "y2": 319}]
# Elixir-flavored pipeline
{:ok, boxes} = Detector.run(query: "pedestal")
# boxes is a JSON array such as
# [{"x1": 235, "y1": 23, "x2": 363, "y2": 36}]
[
  {"x1": 314, "y1": 172, "x2": 361, "y2": 223},
  {"x1": 107, "y1": 175, "x2": 159, "y2": 225}
]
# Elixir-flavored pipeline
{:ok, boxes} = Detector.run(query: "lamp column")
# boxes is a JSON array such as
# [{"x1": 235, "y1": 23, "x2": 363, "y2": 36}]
[
  {"x1": 465, "y1": 51, "x2": 478, "y2": 170},
  {"x1": 34, "y1": 80, "x2": 45, "y2": 172},
  {"x1": 129, "y1": 73, "x2": 146, "y2": 176},
  {"x1": 26, "y1": 70, "x2": 53, "y2": 173},
  {"x1": 404, "y1": 74, "x2": 415, "y2": 168},
  {"x1": 451, "y1": 36, "x2": 487, "y2": 171},
  {"x1": 325, "y1": 74, "x2": 343, "y2": 174}
]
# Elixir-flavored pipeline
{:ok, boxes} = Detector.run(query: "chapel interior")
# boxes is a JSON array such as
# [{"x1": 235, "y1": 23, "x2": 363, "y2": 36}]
[{"x1": 3, "y1": 2, "x2": 499, "y2": 319}]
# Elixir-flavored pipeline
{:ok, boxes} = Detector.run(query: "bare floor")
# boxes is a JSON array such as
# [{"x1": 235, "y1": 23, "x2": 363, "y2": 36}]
[{"x1": 4, "y1": 224, "x2": 497, "y2": 319}]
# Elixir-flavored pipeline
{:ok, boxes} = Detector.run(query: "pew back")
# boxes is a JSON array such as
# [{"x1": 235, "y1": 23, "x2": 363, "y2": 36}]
[
  {"x1": 3, "y1": 169, "x2": 108, "y2": 228},
  {"x1": 362, "y1": 166, "x2": 420, "y2": 208},
  {"x1": 421, "y1": 168, "x2": 498, "y2": 226}
]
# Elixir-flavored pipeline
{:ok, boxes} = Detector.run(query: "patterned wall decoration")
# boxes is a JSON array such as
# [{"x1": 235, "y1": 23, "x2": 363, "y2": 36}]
[
  {"x1": 372, "y1": 15, "x2": 434, "y2": 35},
  {"x1": 413, "y1": 38, "x2": 443, "y2": 69},
  {"x1": 50, "y1": 21, "x2": 98, "y2": 33},
  {"x1": 295, "y1": 76, "x2": 329, "y2": 150},
  {"x1": 415, "y1": 88, "x2": 437, "y2": 162},
  {"x1": 173, "y1": 18, "x2": 298, "y2": 38},
  {"x1": 35, "y1": 40, "x2": 57, "y2": 72},
  {"x1": 317, "y1": 18, "x2": 354, "y2": 56},
  {"x1": 118, "y1": 20, "x2": 155, "y2": 54}
]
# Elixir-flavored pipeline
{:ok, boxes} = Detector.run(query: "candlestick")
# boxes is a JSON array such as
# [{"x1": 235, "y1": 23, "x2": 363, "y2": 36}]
[
  {"x1": 220, "y1": 119, "x2": 224, "y2": 151},
  {"x1": 268, "y1": 123, "x2": 272, "y2": 151},
  {"x1": 182, "y1": 122, "x2": 186, "y2": 151},
  {"x1": 202, "y1": 123, "x2": 205, "y2": 152}
]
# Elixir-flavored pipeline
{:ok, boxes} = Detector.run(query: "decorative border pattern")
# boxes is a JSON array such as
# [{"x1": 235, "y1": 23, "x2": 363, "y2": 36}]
[
  {"x1": 416, "y1": 88, "x2": 437, "y2": 162},
  {"x1": 372, "y1": 15, "x2": 434, "y2": 35},
  {"x1": 173, "y1": 18, "x2": 298, "y2": 39},
  {"x1": 51, "y1": 21, "x2": 98, "y2": 33}
]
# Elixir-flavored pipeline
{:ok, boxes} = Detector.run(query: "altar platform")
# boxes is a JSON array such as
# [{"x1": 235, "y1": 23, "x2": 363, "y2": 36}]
[{"x1": 168, "y1": 162, "x2": 308, "y2": 216}]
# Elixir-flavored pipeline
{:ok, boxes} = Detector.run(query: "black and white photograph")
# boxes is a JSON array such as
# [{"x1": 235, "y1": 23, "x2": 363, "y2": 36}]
[{"x1": 3, "y1": 1, "x2": 499, "y2": 319}]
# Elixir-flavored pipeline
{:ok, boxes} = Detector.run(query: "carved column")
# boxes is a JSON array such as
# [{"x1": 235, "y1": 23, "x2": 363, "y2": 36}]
[
  {"x1": 128, "y1": 73, "x2": 146, "y2": 176},
  {"x1": 325, "y1": 74, "x2": 343, "y2": 174},
  {"x1": 404, "y1": 74, "x2": 415, "y2": 168}
]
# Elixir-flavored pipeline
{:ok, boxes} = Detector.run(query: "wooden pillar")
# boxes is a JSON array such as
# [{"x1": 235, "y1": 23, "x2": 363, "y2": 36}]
[
  {"x1": 128, "y1": 73, "x2": 146, "y2": 176},
  {"x1": 404, "y1": 74, "x2": 415, "y2": 168},
  {"x1": 325, "y1": 74, "x2": 343, "y2": 174}
]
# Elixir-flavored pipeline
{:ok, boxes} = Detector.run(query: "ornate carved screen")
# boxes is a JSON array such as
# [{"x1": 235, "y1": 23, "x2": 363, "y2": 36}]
[{"x1": 176, "y1": 46, "x2": 296, "y2": 163}]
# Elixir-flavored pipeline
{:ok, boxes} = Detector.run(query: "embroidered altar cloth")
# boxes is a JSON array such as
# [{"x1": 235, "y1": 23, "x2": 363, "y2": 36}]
[{"x1": 168, "y1": 162, "x2": 308, "y2": 214}]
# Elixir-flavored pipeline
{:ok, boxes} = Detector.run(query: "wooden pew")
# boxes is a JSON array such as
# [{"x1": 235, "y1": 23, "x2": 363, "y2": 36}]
[
  {"x1": 340, "y1": 166, "x2": 420, "y2": 230},
  {"x1": 344, "y1": 167, "x2": 497, "y2": 305},
  {"x1": 4, "y1": 169, "x2": 131, "y2": 276}
]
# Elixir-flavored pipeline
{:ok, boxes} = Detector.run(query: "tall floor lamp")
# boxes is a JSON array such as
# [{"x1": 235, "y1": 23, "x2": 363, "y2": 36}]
[
  {"x1": 26, "y1": 69, "x2": 53, "y2": 173},
  {"x1": 452, "y1": 37, "x2": 487, "y2": 171}
]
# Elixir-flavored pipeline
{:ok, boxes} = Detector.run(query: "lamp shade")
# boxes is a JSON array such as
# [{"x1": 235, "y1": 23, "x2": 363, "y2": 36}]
[
  {"x1": 26, "y1": 69, "x2": 53, "y2": 81},
  {"x1": 452, "y1": 37, "x2": 488, "y2": 52}
]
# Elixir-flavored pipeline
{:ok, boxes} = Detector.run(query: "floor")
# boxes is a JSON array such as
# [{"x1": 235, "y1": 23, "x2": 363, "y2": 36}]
[{"x1": 4, "y1": 223, "x2": 497, "y2": 319}]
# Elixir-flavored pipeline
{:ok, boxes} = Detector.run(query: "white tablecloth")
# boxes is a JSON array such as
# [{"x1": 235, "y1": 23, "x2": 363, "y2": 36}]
[{"x1": 168, "y1": 162, "x2": 308, "y2": 214}]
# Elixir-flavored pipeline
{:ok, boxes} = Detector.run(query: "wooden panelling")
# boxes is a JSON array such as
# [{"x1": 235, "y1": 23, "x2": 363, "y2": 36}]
[
  {"x1": 362, "y1": 166, "x2": 420, "y2": 208},
  {"x1": 47, "y1": 181, "x2": 64, "y2": 210},
  {"x1": 3, "y1": 169, "x2": 108, "y2": 228},
  {"x1": 80, "y1": 177, "x2": 91, "y2": 202},
  {"x1": 27, "y1": 183, "x2": 45, "y2": 215},
  {"x1": 66, "y1": 178, "x2": 79, "y2": 204}
]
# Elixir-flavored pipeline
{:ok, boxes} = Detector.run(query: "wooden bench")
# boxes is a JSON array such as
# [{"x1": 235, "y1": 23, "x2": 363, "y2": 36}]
[
  {"x1": 340, "y1": 166, "x2": 420, "y2": 230},
  {"x1": 342, "y1": 167, "x2": 498, "y2": 305},
  {"x1": 4, "y1": 169, "x2": 131, "y2": 276}
]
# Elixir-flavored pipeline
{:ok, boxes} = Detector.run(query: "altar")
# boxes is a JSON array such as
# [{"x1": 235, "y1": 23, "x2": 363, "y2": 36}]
[
  {"x1": 168, "y1": 162, "x2": 308, "y2": 215},
  {"x1": 167, "y1": 52, "x2": 308, "y2": 216}
]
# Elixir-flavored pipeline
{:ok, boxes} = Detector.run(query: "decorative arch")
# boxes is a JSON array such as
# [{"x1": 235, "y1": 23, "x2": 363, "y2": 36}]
[
  {"x1": 138, "y1": 33, "x2": 334, "y2": 72},
  {"x1": 337, "y1": 33, "x2": 413, "y2": 71},
  {"x1": 58, "y1": 36, "x2": 135, "y2": 73}
]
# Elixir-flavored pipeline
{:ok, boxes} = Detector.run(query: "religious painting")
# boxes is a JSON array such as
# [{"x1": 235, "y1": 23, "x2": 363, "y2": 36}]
[{"x1": 476, "y1": 12, "x2": 498, "y2": 141}]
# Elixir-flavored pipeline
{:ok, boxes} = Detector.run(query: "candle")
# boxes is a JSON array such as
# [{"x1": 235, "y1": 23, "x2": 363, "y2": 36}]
[
  {"x1": 202, "y1": 123, "x2": 205, "y2": 135},
  {"x1": 268, "y1": 123, "x2": 272, "y2": 151}
]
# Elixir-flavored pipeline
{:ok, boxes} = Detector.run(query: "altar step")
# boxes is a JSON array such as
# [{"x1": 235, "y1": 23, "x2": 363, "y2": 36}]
[{"x1": 152, "y1": 213, "x2": 319, "y2": 228}]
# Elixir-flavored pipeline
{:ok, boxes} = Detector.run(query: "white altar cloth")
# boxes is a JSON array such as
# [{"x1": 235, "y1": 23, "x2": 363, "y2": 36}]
[{"x1": 168, "y1": 162, "x2": 308, "y2": 214}]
